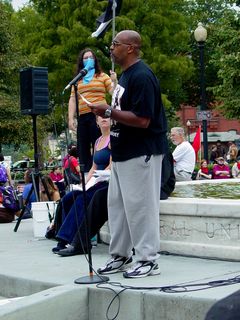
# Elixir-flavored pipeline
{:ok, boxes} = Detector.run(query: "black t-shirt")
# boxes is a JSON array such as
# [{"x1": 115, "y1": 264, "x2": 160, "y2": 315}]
[{"x1": 110, "y1": 60, "x2": 168, "y2": 162}]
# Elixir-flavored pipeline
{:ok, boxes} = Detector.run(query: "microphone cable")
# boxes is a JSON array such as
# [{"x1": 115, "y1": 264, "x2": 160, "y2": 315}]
[
  {"x1": 58, "y1": 90, "x2": 110, "y2": 284},
  {"x1": 95, "y1": 265, "x2": 240, "y2": 320}
]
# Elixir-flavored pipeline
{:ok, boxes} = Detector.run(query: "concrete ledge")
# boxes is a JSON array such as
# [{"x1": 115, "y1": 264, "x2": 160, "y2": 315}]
[
  {"x1": 88, "y1": 287, "x2": 215, "y2": 320},
  {"x1": 0, "y1": 275, "x2": 57, "y2": 298},
  {"x1": 161, "y1": 197, "x2": 240, "y2": 217},
  {"x1": 160, "y1": 197, "x2": 240, "y2": 261},
  {"x1": 0, "y1": 285, "x2": 88, "y2": 320},
  {"x1": 0, "y1": 282, "x2": 216, "y2": 320}
]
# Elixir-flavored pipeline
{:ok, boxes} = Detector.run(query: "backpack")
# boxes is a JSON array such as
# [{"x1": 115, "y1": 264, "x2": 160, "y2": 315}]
[
  {"x1": 64, "y1": 157, "x2": 81, "y2": 185},
  {"x1": 0, "y1": 164, "x2": 8, "y2": 184},
  {"x1": 0, "y1": 186, "x2": 20, "y2": 212}
]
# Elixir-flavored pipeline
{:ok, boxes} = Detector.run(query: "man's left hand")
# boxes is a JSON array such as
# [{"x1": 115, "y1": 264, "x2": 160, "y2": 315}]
[{"x1": 88, "y1": 103, "x2": 109, "y2": 117}]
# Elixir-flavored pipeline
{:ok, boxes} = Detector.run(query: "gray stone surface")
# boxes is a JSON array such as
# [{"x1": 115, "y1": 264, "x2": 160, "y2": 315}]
[
  {"x1": 0, "y1": 219, "x2": 240, "y2": 320},
  {"x1": 101, "y1": 179, "x2": 240, "y2": 261}
]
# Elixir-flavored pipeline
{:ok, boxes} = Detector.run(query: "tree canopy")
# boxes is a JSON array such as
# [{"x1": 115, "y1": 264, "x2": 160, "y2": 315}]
[
  {"x1": 0, "y1": 1, "x2": 32, "y2": 150},
  {"x1": 209, "y1": 9, "x2": 240, "y2": 118},
  {"x1": 0, "y1": 0, "x2": 240, "y2": 154}
]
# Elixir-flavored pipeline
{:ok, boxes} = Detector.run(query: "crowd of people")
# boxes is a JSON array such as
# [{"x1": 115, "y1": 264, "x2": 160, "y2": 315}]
[
  {"x1": 169, "y1": 130, "x2": 240, "y2": 181},
  {"x1": 1, "y1": 29, "x2": 240, "y2": 281}
]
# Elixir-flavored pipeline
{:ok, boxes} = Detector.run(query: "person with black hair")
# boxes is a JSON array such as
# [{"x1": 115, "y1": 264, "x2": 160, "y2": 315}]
[
  {"x1": 63, "y1": 146, "x2": 81, "y2": 185},
  {"x1": 62, "y1": 143, "x2": 76, "y2": 167},
  {"x1": 68, "y1": 48, "x2": 117, "y2": 172},
  {"x1": 216, "y1": 140, "x2": 226, "y2": 159}
]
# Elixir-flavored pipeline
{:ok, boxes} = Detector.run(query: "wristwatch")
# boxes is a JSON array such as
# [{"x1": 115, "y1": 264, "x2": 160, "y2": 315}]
[{"x1": 104, "y1": 107, "x2": 112, "y2": 118}]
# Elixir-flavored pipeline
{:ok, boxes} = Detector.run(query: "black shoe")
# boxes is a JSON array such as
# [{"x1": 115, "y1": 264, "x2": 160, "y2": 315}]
[
  {"x1": 52, "y1": 242, "x2": 67, "y2": 254},
  {"x1": 57, "y1": 245, "x2": 85, "y2": 257}
]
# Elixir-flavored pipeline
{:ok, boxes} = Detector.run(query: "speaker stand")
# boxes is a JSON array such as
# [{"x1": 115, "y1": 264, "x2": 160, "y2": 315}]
[{"x1": 14, "y1": 114, "x2": 51, "y2": 232}]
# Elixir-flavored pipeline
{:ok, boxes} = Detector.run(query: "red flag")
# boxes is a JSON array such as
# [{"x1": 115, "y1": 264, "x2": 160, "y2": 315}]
[{"x1": 192, "y1": 126, "x2": 201, "y2": 160}]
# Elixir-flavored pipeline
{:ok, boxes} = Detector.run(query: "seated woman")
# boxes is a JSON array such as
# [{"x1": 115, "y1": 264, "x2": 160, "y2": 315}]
[
  {"x1": 58, "y1": 183, "x2": 109, "y2": 256},
  {"x1": 212, "y1": 157, "x2": 231, "y2": 179},
  {"x1": 196, "y1": 159, "x2": 212, "y2": 180},
  {"x1": 49, "y1": 166, "x2": 65, "y2": 197},
  {"x1": 231, "y1": 158, "x2": 240, "y2": 178},
  {"x1": 40, "y1": 175, "x2": 60, "y2": 202},
  {"x1": 52, "y1": 115, "x2": 111, "y2": 253}
]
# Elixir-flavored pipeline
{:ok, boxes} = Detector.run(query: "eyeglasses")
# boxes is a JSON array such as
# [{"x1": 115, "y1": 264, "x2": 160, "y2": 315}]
[{"x1": 111, "y1": 40, "x2": 133, "y2": 48}]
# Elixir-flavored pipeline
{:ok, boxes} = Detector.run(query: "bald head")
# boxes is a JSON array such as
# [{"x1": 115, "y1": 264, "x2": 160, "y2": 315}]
[
  {"x1": 111, "y1": 30, "x2": 142, "y2": 69},
  {"x1": 117, "y1": 30, "x2": 141, "y2": 49}
]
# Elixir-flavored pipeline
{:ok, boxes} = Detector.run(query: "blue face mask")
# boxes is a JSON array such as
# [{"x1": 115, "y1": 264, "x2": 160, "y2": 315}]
[
  {"x1": 83, "y1": 58, "x2": 95, "y2": 70},
  {"x1": 82, "y1": 58, "x2": 95, "y2": 84}
]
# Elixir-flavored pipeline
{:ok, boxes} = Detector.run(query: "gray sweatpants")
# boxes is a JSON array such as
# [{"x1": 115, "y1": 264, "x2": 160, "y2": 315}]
[{"x1": 108, "y1": 154, "x2": 163, "y2": 262}]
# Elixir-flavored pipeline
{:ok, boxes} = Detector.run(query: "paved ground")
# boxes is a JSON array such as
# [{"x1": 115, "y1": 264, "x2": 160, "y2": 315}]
[{"x1": 1, "y1": 219, "x2": 240, "y2": 299}]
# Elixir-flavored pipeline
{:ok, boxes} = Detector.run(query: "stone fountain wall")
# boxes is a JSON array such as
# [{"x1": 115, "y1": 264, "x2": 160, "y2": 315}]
[{"x1": 100, "y1": 179, "x2": 240, "y2": 261}]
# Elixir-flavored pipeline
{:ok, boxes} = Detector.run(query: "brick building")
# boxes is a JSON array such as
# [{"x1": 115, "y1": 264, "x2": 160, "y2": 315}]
[{"x1": 177, "y1": 105, "x2": 240, "y2": 152}]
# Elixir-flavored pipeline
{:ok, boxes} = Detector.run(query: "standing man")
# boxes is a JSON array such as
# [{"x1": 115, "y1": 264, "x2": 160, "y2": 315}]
[
  {"x1": 216, "y1": 140, "x2": 226, "y2": 159},
  {"x1": 170, "y1": 127, "x2": 195, "y2": 181},
  {"x1": 89, "y1": 30, "x2": 168, "y2": 278}
]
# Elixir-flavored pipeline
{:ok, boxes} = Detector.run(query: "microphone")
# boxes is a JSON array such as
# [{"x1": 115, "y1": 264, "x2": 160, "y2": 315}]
[{"x1": 63, "y1": 68, "x2": 88, "y2": 91}]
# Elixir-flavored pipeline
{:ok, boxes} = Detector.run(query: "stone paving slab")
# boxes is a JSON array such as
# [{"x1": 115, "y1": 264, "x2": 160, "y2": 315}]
[{"x1": 1, "y1": 219, "x2": 240, "y2": 319}]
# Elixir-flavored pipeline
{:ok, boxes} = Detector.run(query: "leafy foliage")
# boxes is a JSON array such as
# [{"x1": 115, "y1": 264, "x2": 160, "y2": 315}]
[
  {"x1": 12, "y1": 0, "x2": 195, "y2": 130},
  {"x1": 0, "y1": 2, "x2": 33, "y2": 149},
  {"x1": 176, "y1": 0, "x2": 238, "y2": 109},
  {"x1": 209, "y1": 10, "x2": 240, "y2": 118},
  {"x1": 1, "y1": 0, "x2": 240, "y2": 154}
]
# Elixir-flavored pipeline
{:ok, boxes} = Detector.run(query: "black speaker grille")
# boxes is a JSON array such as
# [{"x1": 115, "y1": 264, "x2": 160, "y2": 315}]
[{"x1": 20, "y1": 67, "x2": 49, "y2": 115}]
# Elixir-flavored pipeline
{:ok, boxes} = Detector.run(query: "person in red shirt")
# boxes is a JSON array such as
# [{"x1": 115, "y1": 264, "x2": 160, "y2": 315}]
[
  {"x1": 49, "y1": 166, "x2": 65, "y2": 197},
  {"x1": 196, "y1": 159, "x2": 212, "y2": 180},
  {"x1": 212, "y1": 157, "x2": 231, "y2": 179},
  {"x1": 63, "y1": 147, "x2": 81, "y2": 185},
  {"x1": 49, "y1": 166, "x2": 64, "y2": 183}
]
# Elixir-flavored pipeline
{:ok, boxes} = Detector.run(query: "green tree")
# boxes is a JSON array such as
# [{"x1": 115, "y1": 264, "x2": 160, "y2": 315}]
[
  {"x1": 0, "y1": 1, "x2": 58, "y2": 158},
  {"x1": 177, "y1": 0, "x2": 239, "y2": 116},
  {"x1": 209, "y1": 10, "x2": 240, "y2": 119},
  {"x1": 0, "y1": 1, "x2": 33, "y2": 150},
  {"x1": 13, "y1": 0, "x2": 194, "y2": 130}
]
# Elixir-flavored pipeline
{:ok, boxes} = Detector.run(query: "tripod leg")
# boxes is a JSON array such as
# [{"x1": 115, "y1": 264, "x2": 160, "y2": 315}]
[
  {"x1": 14, "y1": 184, "x2": 34, "y2": 232},
  {"x1": 14, "y1": 171, "x2": 41, "y2": 232}
]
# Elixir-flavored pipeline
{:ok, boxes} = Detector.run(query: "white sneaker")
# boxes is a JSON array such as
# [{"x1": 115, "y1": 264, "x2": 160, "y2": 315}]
[
  {"x1": 123, "y1": 261, "x2": 160, "y2": 278},
  {"x1": 97, "y1": 256, "x2": 133, "y2": 274}
]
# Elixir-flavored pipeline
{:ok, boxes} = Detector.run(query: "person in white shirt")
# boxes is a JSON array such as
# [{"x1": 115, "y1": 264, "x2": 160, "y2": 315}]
[{"x1": 170, "y1": 127, "x2": 196, "y2": 181}]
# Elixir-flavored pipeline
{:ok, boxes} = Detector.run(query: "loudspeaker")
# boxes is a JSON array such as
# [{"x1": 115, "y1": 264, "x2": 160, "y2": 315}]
[
  {"x1": 20, "y1": 67, "x2": 49, "y2": 115},
  {"x1": 205, "y1": 289, "x2": 240, "y2": 320}
]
